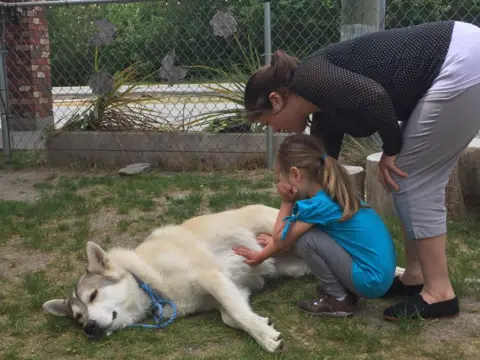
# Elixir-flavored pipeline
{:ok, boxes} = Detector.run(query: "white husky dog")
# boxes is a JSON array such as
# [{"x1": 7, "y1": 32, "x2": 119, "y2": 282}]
[
  {"x1": 43, "y1": 204, "x2": 314, "y2": 352},
  {"x1": 43, "y1": 204, "x2": 405, "y2": 352}
]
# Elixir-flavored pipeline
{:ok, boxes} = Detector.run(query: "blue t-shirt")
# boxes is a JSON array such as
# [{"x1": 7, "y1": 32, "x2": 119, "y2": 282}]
[{"x1": 281, "y1": 190, "x2": 396, "y2": 298}]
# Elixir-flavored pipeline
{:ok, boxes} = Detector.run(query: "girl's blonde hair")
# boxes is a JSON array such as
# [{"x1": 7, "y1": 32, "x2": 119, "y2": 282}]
[{"x1": 275, "y1": 134, "x2": 362, "y2": 221}]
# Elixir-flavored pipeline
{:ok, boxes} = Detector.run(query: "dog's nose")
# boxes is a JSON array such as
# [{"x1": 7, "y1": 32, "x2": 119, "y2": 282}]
[{"x1": 84, "y1": 320, "x2": 100, "y2": 337}]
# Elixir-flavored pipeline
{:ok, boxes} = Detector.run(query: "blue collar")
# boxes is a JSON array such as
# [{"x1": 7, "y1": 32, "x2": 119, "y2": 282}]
[{"x1": 127, "y1": 274, "x2": 177, "y2": 329}]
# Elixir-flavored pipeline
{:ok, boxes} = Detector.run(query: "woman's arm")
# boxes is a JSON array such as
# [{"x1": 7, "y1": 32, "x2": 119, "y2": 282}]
[
  {"x1": 310, "y1": 111, "x2": 345, "y2": 160},
  {"x1": 292, "y1": 55, "x2": 403, "y2": 157}
]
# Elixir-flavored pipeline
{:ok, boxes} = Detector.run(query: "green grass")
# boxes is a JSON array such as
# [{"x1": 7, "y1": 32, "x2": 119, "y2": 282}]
[
  {"x1": 0, "y1": 168, "x2": 479, "y2": 359},
  {"x1": 0, "y1": 150, "x2": 47, "y2": 170}
]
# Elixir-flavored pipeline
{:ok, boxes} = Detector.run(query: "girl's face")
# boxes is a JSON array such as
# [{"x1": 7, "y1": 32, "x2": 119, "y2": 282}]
[{"x1": 275, "y1": 164, "x2": 310, "y2": 200}]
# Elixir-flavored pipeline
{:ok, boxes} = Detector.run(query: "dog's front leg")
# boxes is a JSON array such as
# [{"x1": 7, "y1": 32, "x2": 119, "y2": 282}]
[
  {"x1": 219, "y1": 287, "x2": 270, "y2": 330},
  {"x1": 198, "y1": 271, "x2": 283, "y2": 353}
]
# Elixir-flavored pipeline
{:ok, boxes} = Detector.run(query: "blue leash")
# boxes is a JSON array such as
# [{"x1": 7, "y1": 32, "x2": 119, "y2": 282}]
[{"x1": 128, "y1": 275, "x2": 177, "y2": 329}]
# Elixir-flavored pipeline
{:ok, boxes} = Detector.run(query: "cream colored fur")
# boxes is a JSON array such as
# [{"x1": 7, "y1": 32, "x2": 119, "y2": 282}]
[
  {"x1": 43, "y1": 203, "x2": 406, "y2": 353},
  {"x1": 43, "y1": 204, "x2": 313, "y2": 352}
]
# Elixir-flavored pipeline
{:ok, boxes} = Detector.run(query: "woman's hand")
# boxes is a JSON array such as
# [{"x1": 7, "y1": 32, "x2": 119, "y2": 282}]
[
  {"x1": 233, "y1": 246, "x2": 265, "y2": 266},
  {"x1": 276, "y1": 182, "x2": 298, "y2": 203},
  {"x1": 377, "y1": 153, "x2": 408, "y2": 192}
]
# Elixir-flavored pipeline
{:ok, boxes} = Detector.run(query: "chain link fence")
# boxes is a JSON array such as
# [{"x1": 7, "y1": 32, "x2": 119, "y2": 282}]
[{"x1": 0, "y1": 0, "x2": 479, "y2": 170}]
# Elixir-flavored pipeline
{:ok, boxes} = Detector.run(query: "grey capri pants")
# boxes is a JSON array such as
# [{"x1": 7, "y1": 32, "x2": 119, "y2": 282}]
[
  {"x1": 293, "y1": 227, "x2": 358, "y2": 299},
  {"x1": 392, "y1": 83, "x2": 480, "y2": 240}
]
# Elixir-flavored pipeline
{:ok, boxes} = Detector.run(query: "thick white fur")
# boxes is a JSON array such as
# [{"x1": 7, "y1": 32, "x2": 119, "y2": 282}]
[
  {"x1": 44, "y1": 205, "x2": 311, "y2": 352},
  {"x1": 108, "y1": 205, "x2": 315, "y2": 352},
  {"x1": 43, "y1": 204, "x2": 405, "y2": 352}
]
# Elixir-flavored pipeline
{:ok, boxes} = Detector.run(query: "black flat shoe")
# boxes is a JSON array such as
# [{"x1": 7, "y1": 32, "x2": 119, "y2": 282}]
[
  {"x1": 383, "y1": 293, "x2": 460, "y2": 321},
  {"x1": 381, "y1": 276, "x2": 424, "y2": 298}
]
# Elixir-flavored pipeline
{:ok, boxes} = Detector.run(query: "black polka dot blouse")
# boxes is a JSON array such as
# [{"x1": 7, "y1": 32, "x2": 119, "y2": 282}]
[{"x1": 291, "y1": 20, "x2": 455, "y2": 158}]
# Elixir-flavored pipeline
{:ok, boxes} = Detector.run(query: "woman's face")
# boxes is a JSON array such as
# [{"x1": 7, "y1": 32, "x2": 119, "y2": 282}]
[{"x1": 256, "y1": 92, "x2": 314, "y2": 133}]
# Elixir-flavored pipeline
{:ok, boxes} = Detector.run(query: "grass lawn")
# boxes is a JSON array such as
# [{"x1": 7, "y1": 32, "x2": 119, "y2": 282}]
[{"x1": 0, "y1": 166, "x2": 479, "y2": 360}]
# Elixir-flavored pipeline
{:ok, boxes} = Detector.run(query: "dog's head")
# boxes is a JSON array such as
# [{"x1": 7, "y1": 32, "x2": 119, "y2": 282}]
[{"x1": 43, "y1": 241, "x2": 140, "y2": 339}]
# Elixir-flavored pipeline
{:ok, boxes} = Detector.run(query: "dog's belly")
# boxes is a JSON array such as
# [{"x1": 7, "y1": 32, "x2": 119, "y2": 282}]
[{"x1": 211, "y1": 247, "x2": 277, "y2": 291}]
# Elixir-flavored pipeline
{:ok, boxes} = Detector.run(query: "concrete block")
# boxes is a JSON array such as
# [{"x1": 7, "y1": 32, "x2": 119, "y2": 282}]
[{"x1": 119, "y1": 163, "x2": 151, "y2": 175}]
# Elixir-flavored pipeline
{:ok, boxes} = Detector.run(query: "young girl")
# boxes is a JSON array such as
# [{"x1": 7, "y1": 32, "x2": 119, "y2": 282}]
[{"x1": 233, "y1": 134, "x2": 397, "y2": 317}]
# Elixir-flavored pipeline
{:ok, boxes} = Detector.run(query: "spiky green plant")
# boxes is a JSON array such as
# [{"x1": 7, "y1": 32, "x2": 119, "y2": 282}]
[
  {"x1": 181, "y1": 34, "x2": 266, "y2": 133},
  {"x1": 340, "y1": 134, "x2": 383, "y2": 167},
  {"x1": 62, "y1": 44, "x2": 169, "y2": 132}
]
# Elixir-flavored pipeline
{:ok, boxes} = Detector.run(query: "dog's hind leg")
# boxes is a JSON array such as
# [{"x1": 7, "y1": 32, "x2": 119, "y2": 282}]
[
  {"x1": 272, "y1": 252, "x2": 312, "y2": 278},
  {"x1": 198, "y1": 272, "x2": 283, "y2": 353}
]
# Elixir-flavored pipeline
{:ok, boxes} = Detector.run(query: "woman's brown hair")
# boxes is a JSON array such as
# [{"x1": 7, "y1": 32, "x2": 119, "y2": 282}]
[
  {"x1": 244, "y1": 50, "x2": 299, "y2": 122},
  {"x1": 275, "y1": 134, "x2": 363, "y2": 221}
]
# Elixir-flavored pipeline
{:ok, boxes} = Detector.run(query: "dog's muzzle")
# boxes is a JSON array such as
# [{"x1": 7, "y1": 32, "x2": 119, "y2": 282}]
[{"x1": 84, "y1": 320, "x2": 104, "y2": 339}]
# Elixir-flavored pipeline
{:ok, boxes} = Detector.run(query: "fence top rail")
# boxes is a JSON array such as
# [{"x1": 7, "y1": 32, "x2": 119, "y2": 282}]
[{"x1": 0, "y1": 0, "x2": 161, "y2": 8}]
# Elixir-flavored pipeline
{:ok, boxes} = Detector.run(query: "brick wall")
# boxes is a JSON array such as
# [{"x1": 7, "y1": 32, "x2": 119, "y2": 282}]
[{"x1": 5, "y1": 4, "x2": 54, "y2": 131}]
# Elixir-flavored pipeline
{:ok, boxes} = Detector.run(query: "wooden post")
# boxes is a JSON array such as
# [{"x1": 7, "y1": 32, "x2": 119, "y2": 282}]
[
  {"x1": 459, "y1": 138, "x2": 480, "y2": 198},
  {"x1": 340, "y1": 0, "x2": 385, "y2": 41},
  {"x1": 365, "y1": 152, "x2": 395, "y2": 216},
  {"x1": 366, "y1": 152, "x2": 467, "y2": 221},
  {"x1": 446, "y1": 162, "x2": 467, "y2": 221},
  {"x1": 343, "y1": 165, "x2": 365, "y2": 200}
]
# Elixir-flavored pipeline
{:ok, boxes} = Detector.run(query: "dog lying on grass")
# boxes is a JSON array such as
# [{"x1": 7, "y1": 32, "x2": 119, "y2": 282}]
[
  {"x1": 43, "y1": 204, "x2": 405, "y2": 352},
  {"x1": 43, "y1": 204, "x2": 314, "y2": 352}
]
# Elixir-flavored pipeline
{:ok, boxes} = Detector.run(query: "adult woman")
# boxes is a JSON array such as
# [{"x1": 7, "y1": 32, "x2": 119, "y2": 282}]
[{"x1": 243, "y1": 20, "x2": 480, "y2": 321}]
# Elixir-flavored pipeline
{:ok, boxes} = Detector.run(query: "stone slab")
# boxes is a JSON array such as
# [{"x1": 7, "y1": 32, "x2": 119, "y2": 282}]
[{"x1": 119, "y1": 163, "x2": 152, "y2": 175}]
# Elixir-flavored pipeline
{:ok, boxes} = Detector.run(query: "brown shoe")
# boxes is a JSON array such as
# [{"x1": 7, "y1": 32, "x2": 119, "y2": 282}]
[
  {"x1": 298, "y1": 292, "x2": 358, "y2": 317},
  {"x1": 315, "y1": 284, "x2": 360, "y2": 306}
]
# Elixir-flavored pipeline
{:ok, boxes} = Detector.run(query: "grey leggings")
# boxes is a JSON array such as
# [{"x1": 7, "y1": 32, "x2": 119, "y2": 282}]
[
  {"x1": 392, "y1": 83, "x2": 480, "y2": 240},
  {"x1": 294, "y1": 227, "x2": 358, "y2": 299}
]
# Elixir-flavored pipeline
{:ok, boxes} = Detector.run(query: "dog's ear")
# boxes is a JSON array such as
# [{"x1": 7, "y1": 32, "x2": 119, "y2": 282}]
[
  {"x1": 42, "y1": 299, "x2": 70, "y2": 317},
  {"x1": 86, "y1": 241, "x2": 107, "y2": 273}
]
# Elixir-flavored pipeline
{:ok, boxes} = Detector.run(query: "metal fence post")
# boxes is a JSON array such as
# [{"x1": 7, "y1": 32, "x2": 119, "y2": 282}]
[
  {"x1": 0, "y1": 9, "x2": 11, "y2": 160},
  {"x1": 264, "y1": 1, "x2": 273, "y2": 169}
]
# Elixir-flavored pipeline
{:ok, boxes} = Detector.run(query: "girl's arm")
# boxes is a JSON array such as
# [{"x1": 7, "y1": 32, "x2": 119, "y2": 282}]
[
  {"x1": 247, "y1": 218, "x2": 314, "y2": 264},
  {"x1": 272, "y1": 201, "x2": 294, "y2": 235},
  {"x1": 272, "y1": 220, "x2": 313, "y2": 250}
]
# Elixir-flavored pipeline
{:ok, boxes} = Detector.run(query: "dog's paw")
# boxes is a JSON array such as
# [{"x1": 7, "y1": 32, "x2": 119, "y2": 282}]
[{"x1": 261, "y1": 336, "x2": 284, "y2": 353}]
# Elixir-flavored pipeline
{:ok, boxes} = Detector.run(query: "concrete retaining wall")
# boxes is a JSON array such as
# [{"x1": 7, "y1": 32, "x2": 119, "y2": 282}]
[{"x1": 46, "y1": 131, "x2": 290, "y2": 171}]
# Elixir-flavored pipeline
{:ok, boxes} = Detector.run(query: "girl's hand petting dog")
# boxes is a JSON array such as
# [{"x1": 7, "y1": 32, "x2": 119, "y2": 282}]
[
  {"x1": 257, "y1": 234, "x2": 291, "y2": 253},
  {"x1": 276, "y1": 182, "x2": 298, "y2": 203},
  {"x1": 233, "y1": 246, "x2": 265, "y2": 266},
  {"x1": 257, "y1": 234, "x2": 273, "y2": 248}
]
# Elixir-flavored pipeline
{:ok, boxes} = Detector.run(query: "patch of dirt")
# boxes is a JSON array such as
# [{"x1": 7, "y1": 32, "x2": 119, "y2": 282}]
[
  {"x1": 167, "y1": 189, "x2": 192, "y2": 199},
  {"x1": 0, "y1": 169, "x2": 57, "y2": 202},
  {"x1": 0, "y1": 244, "x2": 55, "y2": 279},
  {"x1": 88, "y1": 208, "x2": 162, "y2": 249}
]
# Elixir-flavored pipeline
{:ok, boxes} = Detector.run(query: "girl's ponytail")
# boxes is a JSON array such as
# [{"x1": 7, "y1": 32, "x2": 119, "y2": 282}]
[{"x1": 319, "y1": 156, "x2": 360, "y2": 221}]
